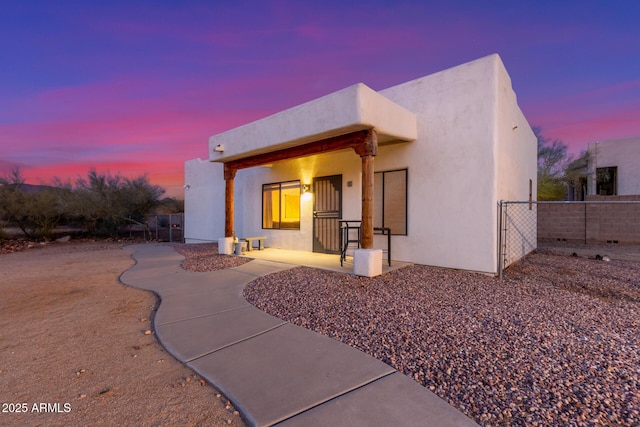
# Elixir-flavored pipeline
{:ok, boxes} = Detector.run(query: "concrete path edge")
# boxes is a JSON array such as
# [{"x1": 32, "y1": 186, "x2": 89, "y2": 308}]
[{"x1": 120, "y1": 243, "x2": 479, "y2": 427}]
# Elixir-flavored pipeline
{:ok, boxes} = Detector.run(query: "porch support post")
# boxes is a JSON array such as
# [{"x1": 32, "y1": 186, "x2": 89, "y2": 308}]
[
  {"x1": 361, "y1": 155, "x2": 374, "y2": 249},
  {"x1": 224, "y1": 164, "x2": 236, "y2": 238},
  {"x1": 354, "y1": 130, "x2": 378, "y2": 249}
]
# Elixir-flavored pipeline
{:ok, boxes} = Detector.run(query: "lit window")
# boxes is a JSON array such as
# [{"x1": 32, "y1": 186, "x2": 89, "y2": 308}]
[
  {"x1": 262, "y1": 181, "x2": 301, "y2": 229},
  {"x1": 374, "y1": 169, "x2": 407, "y2": 235}
]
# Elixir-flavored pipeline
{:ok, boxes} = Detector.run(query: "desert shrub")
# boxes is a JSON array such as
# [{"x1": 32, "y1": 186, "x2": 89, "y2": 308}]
[
  {"x1": 70, "y1": 169, "x2": 165, "y2": 237},
  {"x1": 1, "y1": 168, "x2": 166, "y2": 239},
  {"x1": 0, "y1": 169, "x2": 64, "y2": 239}
]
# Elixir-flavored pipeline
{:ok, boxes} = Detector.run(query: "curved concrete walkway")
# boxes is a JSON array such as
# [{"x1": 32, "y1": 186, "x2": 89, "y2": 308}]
[{"x1": 120, "y1": 244, "x2": 478, "y2": 427}]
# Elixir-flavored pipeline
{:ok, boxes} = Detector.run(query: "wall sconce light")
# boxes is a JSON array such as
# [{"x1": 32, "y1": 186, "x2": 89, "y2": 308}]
[{"x1": 302, "y1": 184, "x2": 311, "y2": 193}]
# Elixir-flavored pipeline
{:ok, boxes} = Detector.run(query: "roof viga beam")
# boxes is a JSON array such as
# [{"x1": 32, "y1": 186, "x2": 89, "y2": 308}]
[{"x1": 209, "y1": 83, "x2": 417, "y2": 163}]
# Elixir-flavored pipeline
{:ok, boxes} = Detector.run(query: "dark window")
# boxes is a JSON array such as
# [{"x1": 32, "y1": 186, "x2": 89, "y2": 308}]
[
  {"x1": 596, "y1": 167, "x2": 617, "y2": 196},
  {"x1": 373, "y1": 169, "x2": 407, "y2": 235},
  {"x1": 262, "y1": 181, "x2": 300, "y2": 229}
]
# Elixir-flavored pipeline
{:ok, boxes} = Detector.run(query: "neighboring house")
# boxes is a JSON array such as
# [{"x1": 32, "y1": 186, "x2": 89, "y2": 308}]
[
  {"x1": 587, "y1": 137, "x2": 640, "y2": 197},
  {"x1": 566, "y1": 155, "x2": 589, "y2": 201},
  {"x1": 184, "y1": 54, "x2": 537, "y2": 276},
  {"x1": 540, "y1": 137, "x2": 640, "y2": 244}
]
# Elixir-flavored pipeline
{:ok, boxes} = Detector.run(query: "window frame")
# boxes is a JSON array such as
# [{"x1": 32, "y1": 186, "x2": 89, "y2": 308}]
[
  {"x1": 596, "y1": 166, "x2": 617, "y2": 196},
  {"x1": 261, "y1": 180, "x2": 301, "y2": 230},
  {"x1": 374, "y1": 168, "x2": 408, "y2": 236}
]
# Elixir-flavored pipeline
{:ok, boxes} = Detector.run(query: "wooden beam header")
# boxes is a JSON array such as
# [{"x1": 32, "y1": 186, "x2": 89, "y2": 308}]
[{"x1": 225, "y1": 129, "x2": 375, "y2": 173}]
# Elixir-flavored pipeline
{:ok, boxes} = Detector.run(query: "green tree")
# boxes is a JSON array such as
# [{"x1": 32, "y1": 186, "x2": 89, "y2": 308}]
[
  {"x1": 0, "y1": 168, "x2": 64, "y2": 239},
  {"x1": 535, "y1": 127, "x2": 570, "y2": 201},
  {"x1": 1, "y1": 168, "x2": 166, "y2": 240},
  {"x1": 155, "y1": 197, "x2": 184, "y2": 214},
  {"x1": 71, "y1": 169, "x2": 165, "y2": 237},
  {"x1": 0, "y1": 168, "x2": 27, "y2": 238},
  {"x1": 24, "y1": 188, "x2": 65, "y2": 239}
]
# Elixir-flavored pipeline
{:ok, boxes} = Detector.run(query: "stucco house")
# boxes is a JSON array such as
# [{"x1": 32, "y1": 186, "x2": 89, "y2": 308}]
[
  {"x1": 587, "y1": 137, "x2": 640, "y2": 197},
  {"x1": 184, "y1": 54, "x2": 537, "y2": 276}
]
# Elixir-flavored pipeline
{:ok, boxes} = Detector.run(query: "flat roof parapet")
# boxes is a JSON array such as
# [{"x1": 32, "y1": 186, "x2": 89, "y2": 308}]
[{"x1": 209, "y1": 83, "x2": 417, "y2": 163}]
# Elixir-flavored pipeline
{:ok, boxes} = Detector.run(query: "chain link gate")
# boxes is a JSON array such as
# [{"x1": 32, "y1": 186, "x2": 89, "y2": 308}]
[
  {"x1": 498, "y1": 200, "x2": 640, "y2": 278},
  {"x1": 131, "y1": 214, "x2": 184, "y2": 242},
  {"x1": 498, "y1": 201, "x2": 537, "y2": 279}
]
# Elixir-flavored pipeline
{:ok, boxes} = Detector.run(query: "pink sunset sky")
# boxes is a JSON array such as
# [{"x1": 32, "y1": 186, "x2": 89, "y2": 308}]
[{"x1": 2, "y1": 1, "x2": 639, "y2": 198}]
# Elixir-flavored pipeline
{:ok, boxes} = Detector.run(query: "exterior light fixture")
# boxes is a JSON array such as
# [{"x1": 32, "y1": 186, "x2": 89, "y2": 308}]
[{"x1": 301, "y1": 184, "x2": 312, "y2": 201}]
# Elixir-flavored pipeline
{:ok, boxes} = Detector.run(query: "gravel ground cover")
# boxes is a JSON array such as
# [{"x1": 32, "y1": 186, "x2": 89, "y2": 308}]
[
  {"x1": 172, "y1": 242, "x2": 251, "y2": 271},
  {"x1": 538, "y1": 241, "x2": 640, "y2": 264},
  {"x1": 232, "y1": 251, "x2": 638, "y2": 426}
]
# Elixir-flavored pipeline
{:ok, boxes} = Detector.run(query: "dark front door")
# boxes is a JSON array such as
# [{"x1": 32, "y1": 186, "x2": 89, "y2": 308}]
[{"x1": 313, "y1": 175, "x2": 342, "y2": 254}]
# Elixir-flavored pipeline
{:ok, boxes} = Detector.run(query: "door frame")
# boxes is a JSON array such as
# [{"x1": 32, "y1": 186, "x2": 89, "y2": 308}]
[{"x1": 312, "y1": 174, "x2": 342, "y2": 254}]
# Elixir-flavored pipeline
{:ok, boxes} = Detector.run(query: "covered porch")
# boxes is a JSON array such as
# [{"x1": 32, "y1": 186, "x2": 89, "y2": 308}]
[
  {"x1": 210, "y1": 83, "x2": 417, "y2": 276},
  {"x1": 237, "y1": 247, "x2": 412, "y2": 275}
]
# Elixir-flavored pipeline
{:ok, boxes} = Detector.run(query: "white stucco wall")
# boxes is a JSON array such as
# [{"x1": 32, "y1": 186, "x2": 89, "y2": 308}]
[
  {"x1": 377, "y1": 54, "x2": 501, "y2": 273},
  {"x1": 184, "y1": 54, "x2": 536, "y2": 274},
  {"x1": 184, "y1": 158, "x2": 224, "y2": 243},
  {"x1": 494, "y1": 58, "x2": 538, "y2": 268},
  {"x1": 587, "y1": 137, "x2": 640, "y2": 195}
]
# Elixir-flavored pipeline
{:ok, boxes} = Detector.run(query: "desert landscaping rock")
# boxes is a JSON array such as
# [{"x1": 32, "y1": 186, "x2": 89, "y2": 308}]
[
  {"x1": 174, "y1": 242, "x2": 640, "y2": 425},
  {"x1": 172, "y1": 242, "x2": 251, "y2": 271},
  {"x1": 6, "y1": 238, "x2": 635, "y2": 426},
  {"x1": 234, "y1": 250, "x2": 636, "y2": 426}
]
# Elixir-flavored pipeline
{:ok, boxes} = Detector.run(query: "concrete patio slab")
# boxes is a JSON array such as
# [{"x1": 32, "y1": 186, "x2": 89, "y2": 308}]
[
  {"x1": 156, "y1": 306, "x2": 286, "y2": 362},
  {"x1": 188, "y1": 322, "x2": 396, "y2": 427},
  {"x1": 240, "y1": 247, "x2": 412, "y2": 275},
  {"x1": 276, "y1": 372, "x2": 478, "y2": 427},
  {"x1": 230, "y1": 258, "x2": 297, "y2": 277}
]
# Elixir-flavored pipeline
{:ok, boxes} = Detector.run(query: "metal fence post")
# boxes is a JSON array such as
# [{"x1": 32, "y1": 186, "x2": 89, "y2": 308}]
[
  {"x1": 498, "y1": 200, "x2": 504, "y2": 279},
  {"x1": 496, "y1": 199, "x2": 639, "y2": 278},
  {"x1": 584, "y1": 202, "x2": 587, "y2": 244},
  {"x1": 140, "y1": 213, "x2": 185, "y2": 242}
]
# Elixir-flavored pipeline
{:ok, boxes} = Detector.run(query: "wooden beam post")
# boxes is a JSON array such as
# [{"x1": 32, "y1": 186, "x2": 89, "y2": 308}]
[
  {"x1": 354, "y1": 130, "x2": 378, "y2": 249},
  {"x1": 361, "y1": 155, "x2": 374, "y2": 249},
  {"x1": 224, "y1": 165, "x2": 236, "y2": 238}
]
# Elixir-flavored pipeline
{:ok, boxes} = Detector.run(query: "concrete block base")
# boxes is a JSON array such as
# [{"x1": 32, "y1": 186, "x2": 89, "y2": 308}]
[
  {"x1": 218, "y1": 237, "x2": 234, "y2": 255},
  {"x1": 354, "y1": 249, "x2": 383, "y2": 277}
]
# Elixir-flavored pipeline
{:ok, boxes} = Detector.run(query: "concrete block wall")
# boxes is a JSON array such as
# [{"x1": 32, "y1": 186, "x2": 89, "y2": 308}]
[
  {"x1": 537, "y1": 203, "x2": 587, "y2": 242},
  {"x1": 585, "y1": 198, "x2": 640, "y2": 243},
  {"x1": 537, "y1": 199, "x2": 640, "y2": 244}
]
